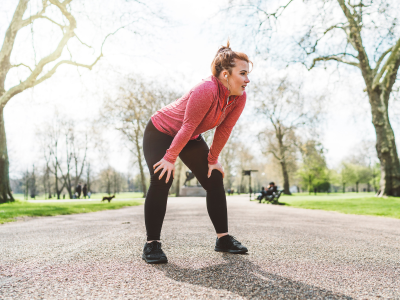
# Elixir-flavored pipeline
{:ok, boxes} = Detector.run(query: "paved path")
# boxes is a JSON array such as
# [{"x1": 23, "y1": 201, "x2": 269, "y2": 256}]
[
  {"x1": 26, "y1": 198, "x2": 139, "y2": 203},
  {"x1": 1, "y1": 196, "x2": 399, "y2": 299}
]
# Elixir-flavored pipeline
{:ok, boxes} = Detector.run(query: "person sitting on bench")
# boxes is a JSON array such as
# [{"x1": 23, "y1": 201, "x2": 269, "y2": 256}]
[{"x1": 266, "y1": 182, "x2": 277, "y2": 196}]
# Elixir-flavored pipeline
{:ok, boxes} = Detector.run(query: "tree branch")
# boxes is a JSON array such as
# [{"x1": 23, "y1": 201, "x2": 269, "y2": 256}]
[
  {"x1": 33, "y1": 56, "x2": 103, "y2": 86},
  {"x1": 309, "y1": 55, "x2": 359, "y2": 70},
  {"x1": 0, "y1": 0, "x2": 30, "y2": 83},
  {"x1": 337, "y1": 0, "x2": 372, "y2": 76},
  {"x1": 19, "y1": 1, "x2": 49, "y2": 28},
  {"x1": 38, "y1": 16, "x2": 65, "y2": 31},
  {"x1": 11, "y1": 63, "x2": 33, "y2": 72},
  {"x1": 270, "y1": 0, "x2": 295, "y2": 18},
  {"x1": 74, "y1": 34, "x2": 93, "y2": 49},
  {"x1": 0, "y1": 0, "x2": 76, "y2": 107},
  {"x1": 372, "y1": 38, "x2": 400, "y2": 89},
  {"x1": 374, "y1": 46, "x2": 394, "y2": 75},
  {"x1": 299, "y1": 24, "x2": 347, "y2": 56}
]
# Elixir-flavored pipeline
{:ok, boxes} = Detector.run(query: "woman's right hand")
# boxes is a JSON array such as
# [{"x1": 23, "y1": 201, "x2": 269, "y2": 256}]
[{"x1": 153, "y1": 159, "x2": 175, "y2": 183}]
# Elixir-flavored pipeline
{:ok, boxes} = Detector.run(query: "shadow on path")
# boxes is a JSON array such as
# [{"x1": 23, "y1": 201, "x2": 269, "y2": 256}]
[{"x1": 154, "y1": 254, "x2": 352, "y2": 299}]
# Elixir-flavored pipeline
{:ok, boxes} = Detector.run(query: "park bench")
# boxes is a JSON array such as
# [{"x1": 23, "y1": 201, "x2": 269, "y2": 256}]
[{"x1": 258, "y1": 190, "x2": 284, "y2": 204}]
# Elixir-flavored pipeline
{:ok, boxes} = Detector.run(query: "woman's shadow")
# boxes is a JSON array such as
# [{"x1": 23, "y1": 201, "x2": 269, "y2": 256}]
[{"x1": 153, "y1": 254, "x2": 352, "y2": 299}]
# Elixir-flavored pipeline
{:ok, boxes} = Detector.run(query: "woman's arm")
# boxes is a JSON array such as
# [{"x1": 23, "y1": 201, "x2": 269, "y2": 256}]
[
  {"x1": 163, "y1": 86, "x2": 214, "y2": 164},
  {"x1": 208, "y1": 94, "x2": 247, "y2": 165},
  {"x1": 153, "y1": 84, "x2": 214, "y2": 183}
]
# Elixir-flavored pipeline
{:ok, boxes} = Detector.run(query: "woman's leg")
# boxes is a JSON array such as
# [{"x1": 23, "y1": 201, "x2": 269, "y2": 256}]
[
  {"x1": 143, "y1": 120, "x2": 174, "y2": 241},
  {"x1": 179, "y1": 137, "x2": 228, "y2": 235}
]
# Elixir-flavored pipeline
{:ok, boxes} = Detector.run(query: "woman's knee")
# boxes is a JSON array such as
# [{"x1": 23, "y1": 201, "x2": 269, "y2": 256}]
[
  {"x1": 149, "y1": 173, "x2": 174, "y2": 189},
  {"x1": 202, "y1": 170, "x2": 224, "y2": 191}
]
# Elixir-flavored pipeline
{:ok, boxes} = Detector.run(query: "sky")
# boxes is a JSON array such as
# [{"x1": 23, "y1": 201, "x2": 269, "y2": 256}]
[{"x1": 2, "y1": 0, "x2": 399, "y2": 178}]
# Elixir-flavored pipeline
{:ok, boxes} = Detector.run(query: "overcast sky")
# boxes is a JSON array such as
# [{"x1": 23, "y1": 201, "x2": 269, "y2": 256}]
[{"x1": 3, "y1": 0, "x2": 399, "y2": 178}]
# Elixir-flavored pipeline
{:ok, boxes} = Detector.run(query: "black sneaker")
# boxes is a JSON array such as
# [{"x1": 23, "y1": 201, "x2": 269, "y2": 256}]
[
  {"x1": 142, "y1": 241, "x2": 168, "y2": 264},
  {"x1": 215, "y1": 235, "x2": 248, "y2": 254}
]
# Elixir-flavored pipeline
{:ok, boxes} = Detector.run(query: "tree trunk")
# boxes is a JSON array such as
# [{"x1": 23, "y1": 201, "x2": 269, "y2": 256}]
[
  {"x1": 55, "y1": 165, "x2": 60, "y2": 199},
  {"x1": 356, "y1": 182, "x2": 359, "y2": 193},
  {"x1": 86, "y1": 163, "x2": 91, "y2": 193},
  {"x1": 343, "y1": 183, "x2": 345, "y2": 193},
  {"x1": 277, "y1": 130, "x2": 291, "y2": 195},
  {"x1": 175, "y1": 159, "x2": 183, "y2": 197},
  {"x1": 369, "y1": 90, "x2": 400, "y2": 196},
  {"x1": 135, "y1": 132, "x2": 147, "y2": 198},
  {"x1": 280, "y1": 160, "x2": 291, "y2": 195},
  {"x1": 0, "y1": 106, "x2": 14, "y2": 203}
]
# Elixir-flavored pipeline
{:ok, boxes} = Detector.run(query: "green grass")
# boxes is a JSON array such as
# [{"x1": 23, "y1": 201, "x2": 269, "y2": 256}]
[
  {"x1": 279, "y1": 192, "x2": 400, "y2": 219},
  {"x1": 0, "y1": 199, "x2": 144, "y2": 224},
  {"x1": 12, "y1": 192, "x2": 144, "y2": 201}
]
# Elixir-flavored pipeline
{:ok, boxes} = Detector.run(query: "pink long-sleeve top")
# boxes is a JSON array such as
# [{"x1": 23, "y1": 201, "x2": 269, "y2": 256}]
[{"x1": 151, "y1": 75, "x2": 246, "y2": 165}]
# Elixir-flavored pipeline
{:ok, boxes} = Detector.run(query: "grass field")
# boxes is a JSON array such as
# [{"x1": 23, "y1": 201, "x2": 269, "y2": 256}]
[
  {"x1": 3, "y1": 192, "x2": 400, "y2": 225},
  {"x1": 279, "y1": 192, "x2": 400, "y2": 219},
  {"x1": 0, "y1": 199, "x2": 144, "y2": 224},
  {"x1": 12, "y1": 192, "x2": 145, "y2": 201}
]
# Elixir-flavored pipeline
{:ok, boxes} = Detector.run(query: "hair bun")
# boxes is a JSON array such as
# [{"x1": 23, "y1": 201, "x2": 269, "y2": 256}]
[
  {"x1": 210, "y1": 40, "x2": 252, "y2": 77},
  {"x1": 217, "y1": 40, "x2": 231, "y2": 54}
]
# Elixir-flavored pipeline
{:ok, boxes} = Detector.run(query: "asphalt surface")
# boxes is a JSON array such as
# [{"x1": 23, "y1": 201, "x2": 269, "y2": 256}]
[{"x1": 1, "y1": 195, "x2": 399, "y2": 299}]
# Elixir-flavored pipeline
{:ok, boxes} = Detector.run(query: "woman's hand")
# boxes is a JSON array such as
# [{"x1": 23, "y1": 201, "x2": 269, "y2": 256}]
[
  {"x1": 208, "y1": 162, "x2": 225, "y2": 178},
  {"x1": 153, "y1": 159, "x2": 175, "y2": 183}
]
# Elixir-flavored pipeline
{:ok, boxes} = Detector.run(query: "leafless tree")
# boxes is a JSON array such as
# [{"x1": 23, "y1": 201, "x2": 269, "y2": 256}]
[
  {"x1": 0, "y1": 0, "x2": 165, "y2": 203},
  {"x1": 174, "y1": 158, "x2": 184, "y2": 196},
  {"x1": 236, "y1": 143, "x2": 256, "y2": 193},
  {"x1": 99, "y1": 166, "x2": 126, "y2": 195},
  {"x1": 86, "y1": 162, "x2": 92, "y2": 193},
  {"x1": 37, "y1": 114, "x2": 96, "y2": 199},
  {"x1": 56, "y1": 121, "x2": 89, "y2": 198},
  {"x1": 0, "y1": 0, "x2": 104, "y2": 202},
  {"x1": 219, "y1": 124, "x2": 244, "y2": 191},
  {"x1": 102, "y1": 76, "x2": 179, "y2": 198},
  {"x1": 37, "y1": 116, "x2": 65, "y2": 199},
  {"x1": 253, "y1": 77, "x2": 322, "y2": 194},
  {"x1": 225, "y1": 0, "x2": 400, "y2": 196}
]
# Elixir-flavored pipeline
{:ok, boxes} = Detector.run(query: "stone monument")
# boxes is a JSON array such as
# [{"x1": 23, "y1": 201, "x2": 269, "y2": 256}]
[{"x1": 179, "y1": 171, "x2": 206, "y2": 197}]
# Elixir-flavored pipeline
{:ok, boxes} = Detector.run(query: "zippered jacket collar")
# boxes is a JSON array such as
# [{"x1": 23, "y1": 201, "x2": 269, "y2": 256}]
[{"x1": 211, "y1": 75, "x2": 235, "y2": 107}]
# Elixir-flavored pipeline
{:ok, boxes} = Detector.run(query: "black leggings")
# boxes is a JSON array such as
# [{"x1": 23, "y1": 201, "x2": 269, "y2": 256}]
[{"x1": 143, "y1": 120, "x2": 228, "y2": 241}]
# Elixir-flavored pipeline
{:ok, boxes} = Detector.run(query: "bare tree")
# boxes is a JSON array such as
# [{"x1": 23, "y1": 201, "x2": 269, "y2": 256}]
[
  {"x1": 102, "y1": 76, "x2": 178, "y2": 198},
  {"x1": 219, "y1": 124, "x2": 243, "y2": 191},
  {"x1": 37, "y1": 114, "x2": 94, "y2": 199},
  {"x1": 37, "y1": 117, "x2": 64, "y2": 199},
  {"x1": 0, "y1": 0, "x2": 104, "y2": 203},
  {"x1": 57, "y1": 121, "x2": 89, "y2": 198},
  {"x1": 253, "y1": 77, "x2": 322, "y2": 194},
  {"x1": 174, "y1": 158, "x2": 184, "y2": 196},
  {"x1": 225, "y1": 0, "x2": 400, "y2": 196},
  {"x1": 0, "y1": 0, "x2": 165, "y2": 203},
  {"x1": 30, "y1": 164, "x2": 37, "y2": 199},
  {"x1": 99, "y1": 166, "x2": 126, "y2": 195},
  {"x1": 86, "y1": 162, "x2": 92, "y2": 193},
  {"x1": 236, "y1": 144, "x2": 256, "y2": 193}
]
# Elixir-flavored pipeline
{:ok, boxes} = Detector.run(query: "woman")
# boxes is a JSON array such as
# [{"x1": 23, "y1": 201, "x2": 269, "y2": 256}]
[{"x1": 142, "y1": 42, "x2": 251, "y2": 264}]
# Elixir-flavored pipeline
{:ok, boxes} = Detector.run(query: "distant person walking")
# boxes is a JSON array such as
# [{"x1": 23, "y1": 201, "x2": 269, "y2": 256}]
[
  {"x1": 82, "y1": 184, "x2": 88, "y2": 199},
  {"x1": 75, "y1": 183, "x2": 82, "y2": 199},
  {"x1": 142, "y1": 42, "x2": 251, "y2": 264}
]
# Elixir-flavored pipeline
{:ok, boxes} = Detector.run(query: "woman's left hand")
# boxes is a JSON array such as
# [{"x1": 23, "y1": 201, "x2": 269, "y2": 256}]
[{"x1": 207, "y1": 162, "x2": 225, "y2": 178}]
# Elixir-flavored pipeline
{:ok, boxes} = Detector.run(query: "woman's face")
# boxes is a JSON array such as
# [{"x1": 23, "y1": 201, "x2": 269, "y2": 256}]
[{"x1": 220, "y1": 59, "x2": 250, "y2": 96}]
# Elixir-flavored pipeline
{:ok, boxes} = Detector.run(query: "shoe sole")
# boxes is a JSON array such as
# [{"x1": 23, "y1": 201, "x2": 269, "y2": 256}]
[
  {"x1": 214, "y1": 247, "x2": 248, "y2": 254},
  {"x1": 142, "y1": 254, "x2": 168, "y2": 264}
]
